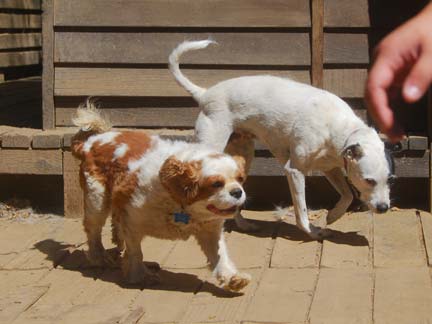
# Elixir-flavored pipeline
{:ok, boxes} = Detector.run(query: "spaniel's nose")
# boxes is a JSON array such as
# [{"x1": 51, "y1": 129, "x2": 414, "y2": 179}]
[
  {"x1": 376, "y1": 203, "x2": 389, "y2": 213},
  {"x1": 229, "y1": 188, "x2": 243, "y2": 199}
]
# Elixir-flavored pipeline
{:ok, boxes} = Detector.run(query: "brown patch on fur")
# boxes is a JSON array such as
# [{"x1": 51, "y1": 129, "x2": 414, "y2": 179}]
[{"x1": 78, "y1": 131, "x2": 153, "y2": 210}]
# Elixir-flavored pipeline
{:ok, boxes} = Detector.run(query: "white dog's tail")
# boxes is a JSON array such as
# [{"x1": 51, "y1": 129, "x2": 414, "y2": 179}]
[{"x1": 168, "y1": 39, "x2": 216, "y2": 101}]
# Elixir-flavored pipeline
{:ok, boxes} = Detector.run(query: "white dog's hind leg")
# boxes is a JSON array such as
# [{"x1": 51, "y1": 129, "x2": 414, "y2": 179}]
[
  {"x1": 195, "y1": 110, "x2": 233, "y2": 151},
  {"x1": 284, "y1": 160, "x2": 330, "y2": 240},
  {"x1": 324, "y1": 168, "x2": 354, "y2": 224},
  {"x1": 195, "y1": 224, "x2": 250, "y2": 292},
  {"x1": 225, "y1": 132, "x2": 259, "y2": 231}
]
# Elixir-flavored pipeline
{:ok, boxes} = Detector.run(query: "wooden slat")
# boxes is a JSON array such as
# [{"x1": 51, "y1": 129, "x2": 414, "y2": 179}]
[
  {"x1": 54, "y1": 68, "x2": 311, "y2": 97},
  {"x1": 324, "y1": 0, "x2": 370, "y2": 27},
  {"x1": 0, "y1": 0, "x2": 40, "y2": 9},
  {"x1": 63, "y1": 151, "x2": 84, "y2": 218},
  {"x1": 32, "y1": 133, "x2": 62, "y2": 149},
  {"x1": 311, "y1": 0, "x2": 324, "y2": 88},
  {"x1": 56, "y1": 107, "x2": 200, "y2": 128},
  {"x1": 0, "y1": 150, "x2": 62, "y2": 175},
  {"x1": 54, "y1": 0, "x2": 310, "y2": 27},
  {"x1": 0, "y1": 33, "x2": 41, "y2": 50},
  {"x1": 323, "y1": 69, "x2": 367, "y2": 98},
  {"x1": 54, "y1": 32, "x2": 310, "y2": 65},
  {"x1": 0, "y1": 51, "x2": 40, "y2": 67},
  {"x1": 409, "y1": 136, "x2": 428, "y2": 150},
  {"x1": 324, "y1": 34, "x2": 369, "y2": 64},
  {"x1": 0, "y1": 14, "x2": 41, "y2": 29},
  {"x1": 42, "y1": 0, "x2": 54, "y2": 129}
]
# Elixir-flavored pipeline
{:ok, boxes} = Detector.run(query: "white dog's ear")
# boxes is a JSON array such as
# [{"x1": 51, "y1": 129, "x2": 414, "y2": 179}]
[
  {"x1": 159, "y1": 156, "x2": 201, "y2": 205},
  {"x1": 343, "y1": 143, "x2": 364, "y2": 160}
]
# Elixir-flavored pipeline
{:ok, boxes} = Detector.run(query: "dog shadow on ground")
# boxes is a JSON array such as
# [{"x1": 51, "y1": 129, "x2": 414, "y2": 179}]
[
  {"x1": 224, "y1": 217, "x2": 369, "y2": 247},
  {"x1": 33, "y1": 239, "x2": 242, "y2": 298}
]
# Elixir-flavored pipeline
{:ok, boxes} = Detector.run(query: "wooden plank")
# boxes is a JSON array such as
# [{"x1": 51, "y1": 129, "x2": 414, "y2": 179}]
[
  {"x1": 374, "y1": 210, "x2": 426, "y2": 267},
  {"x1": 55, "y1": 32, "x2": 310, "y2": 66},
  {"x1": 0, "y1": 33, "x2": 41, "y2": 50},
  {"x1": 409, "y1": 136, "x2": 428, "y2": 150},
  {"x1": 323, "y1": 69, "x2": 367, "y2": 98},
  {"x1": 311, "y1": 0, "x2": 324, "y2": 88},
  {"x1": 42, "y1": 0, "x2": 54, "y2": 129},
  {"x1": 324, "y1": 33, "x2": 369, "y2": 64},
  {"x1": 63, "y1": 151, "x2": 84, "y2": 218},
  {"x1": 324, "y1": 0, "x2": 370, "y2": 27},
  {"x1": 0, "y1": 73, "x2": 4, "y2": 83},
  {"x1": 374, "y1": 268, "x2": 432, "y2": 323},
  {"x1": 54, "y1": 0, "x2": 310, "y2": 27},
  {"x1": 54, "y1": 68, "x2": 311, "y2": 97},
  {"x1": 32, "y1": 133, "x2": 62, "y2": 148},
  {"x1": 0, "y1": 51, "x2": 40, "y2": 67},
  {"x1": 419, "y1": 211, "x2": 432, "y2": 266},
  {"x1": 309, "y1": 269, "x2": 372, "y2": 324},
  {"x1": 0, "y1": 128, "x2": 37, "y2": 148},
  {"x1": 0, "y1": 14, "x2": 41, "y2": 29},
  {"x1": 0, "y1": 0, "x2": 40, "y2": 9},
  {"x1": 0, "y1": 149, "x2": 62, "y2": 175}
]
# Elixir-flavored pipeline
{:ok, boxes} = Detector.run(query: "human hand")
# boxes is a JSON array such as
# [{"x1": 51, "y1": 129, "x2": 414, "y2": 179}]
[{"x1": 365, "y1": 3, "x2": 432, "y2": 142}]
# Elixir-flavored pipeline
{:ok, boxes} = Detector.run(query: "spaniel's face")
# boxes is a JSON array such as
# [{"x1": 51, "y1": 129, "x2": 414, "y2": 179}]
[{"x1": 159, "y1": 153, "x2": 246, "y2": 219}]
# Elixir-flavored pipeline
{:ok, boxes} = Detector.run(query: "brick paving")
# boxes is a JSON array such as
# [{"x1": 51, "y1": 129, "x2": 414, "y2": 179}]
[{"x1": 1, "y1": 209, "x2": 432, "y2": 323}]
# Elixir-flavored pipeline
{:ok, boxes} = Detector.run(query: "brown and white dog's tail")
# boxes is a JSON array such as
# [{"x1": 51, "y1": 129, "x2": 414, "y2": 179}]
[
  {"x1": 71, "y1": 98, "x2": 112, "y2": 159},
  {"x1": 168, "y1": 39, "x2": 216, "y2": 102}
]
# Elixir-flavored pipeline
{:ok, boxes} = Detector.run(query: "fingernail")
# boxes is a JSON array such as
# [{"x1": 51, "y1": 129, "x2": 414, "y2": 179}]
[{"x1": 405, "y1": 85, "x2": 421, "y2": 100}]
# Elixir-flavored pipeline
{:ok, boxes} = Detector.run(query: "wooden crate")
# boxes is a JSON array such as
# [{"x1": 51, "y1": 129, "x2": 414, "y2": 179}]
[{"x1": 37, "y1": 0, "x2": 432, "y2": 214}]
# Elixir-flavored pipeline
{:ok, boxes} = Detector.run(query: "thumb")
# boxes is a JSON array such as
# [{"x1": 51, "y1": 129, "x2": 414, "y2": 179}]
[{"x1": 403, "y1": 48, "x2": 432, "y2": 102}]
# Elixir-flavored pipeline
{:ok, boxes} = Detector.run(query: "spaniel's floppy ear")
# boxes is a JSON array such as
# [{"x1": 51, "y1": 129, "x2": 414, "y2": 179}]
[{"x1": 159, "y1": 156, "x2": 202, "y2": 205}]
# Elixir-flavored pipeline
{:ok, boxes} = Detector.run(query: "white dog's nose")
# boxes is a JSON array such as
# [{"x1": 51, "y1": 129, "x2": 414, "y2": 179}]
[
  {"x1": 376, "y1": 203, "x2": 389, "y2": 213},
  {"x1": 230, "y1": 188, "x2": 243, "y2": 199}
]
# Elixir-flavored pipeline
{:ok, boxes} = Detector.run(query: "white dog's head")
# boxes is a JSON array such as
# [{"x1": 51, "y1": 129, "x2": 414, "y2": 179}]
[
  {"x1": 159, "y1": 153, "x2": 246, "y2": 219},
  {"x1": 343, "y1": 131, "x2": 394, "y2": 213}
]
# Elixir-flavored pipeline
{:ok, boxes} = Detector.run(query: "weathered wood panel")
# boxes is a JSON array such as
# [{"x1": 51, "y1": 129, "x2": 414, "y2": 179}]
[
  {"x1": 0, "y1": 0, "x2": 40, "y2": 9},
  {"x1": 324, "y1": 0, "x2": 370, "y2": 27},
  {"x1": 54, "y1": 0, "x2": 310, "y2": 27},
  {"x1": 0, "y1": 51, "x2": 40, "y2": 67},
  {"x1": 0, "y1": 150, "x2": 62, "y2": 175},
  {"x1": 324, "y1": 34, "x2": 369, "y2": 64},
  {"x1": 54, "y1": 68, "x2": 311, "y2": 97},
  {"x1": 63, "y1": 151, "x2": 84, "y2": 218},
  {"x1": 0, "y1": 33, "x2": 41, "y2": 50},
  {"x1": 323, "y1": 69, "x2": 367, "y2": 98},
  {"x1": 55, "y1": 32, "x2": 310, "y2": 65},
  {"x1": 42, "y1": 0, "x2": 54, "y2": 129},
  {"x1": 0, "y1": 14, "x2": 41, "y2": 29},
  {"x1": 311, "y1": 0, "x2": 324, "y2": 88}
]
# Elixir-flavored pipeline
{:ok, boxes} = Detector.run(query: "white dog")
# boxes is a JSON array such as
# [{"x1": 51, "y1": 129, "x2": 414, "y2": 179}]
[
  {"x1": 71, "y1": 102, "x2": 250, "y2": 291},
  {"x1": 169, "y1": 40, "x2": 394, "y2": 239}
]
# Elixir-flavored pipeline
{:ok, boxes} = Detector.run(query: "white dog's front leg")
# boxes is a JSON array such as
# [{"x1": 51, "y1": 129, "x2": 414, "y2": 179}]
[
  {"x1": 324, "y1": 168, "x2": 354, "y2": 224},
  {"x1": 195, "y1": 226, "x2": 250, "y2": 292},
  {"x1": 285, "y1": 160, "x2": 329, "y2": 240}
]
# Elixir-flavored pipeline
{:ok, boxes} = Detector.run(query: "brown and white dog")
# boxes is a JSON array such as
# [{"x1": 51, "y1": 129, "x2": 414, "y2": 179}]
[{"x1": 71, "y1": 102, "x2": 250, "y2": 292}]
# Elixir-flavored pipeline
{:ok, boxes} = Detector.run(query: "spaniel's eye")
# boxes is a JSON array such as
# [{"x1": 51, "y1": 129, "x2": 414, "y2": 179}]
[
  {"x1": 365, "y1": 178, "x2": 377, "y2": 186},
  {"x1": 212, "y1": 181, "x2": 225, "y2": 188},
  {"x1": 237, "y1": 176, "x2": 244, "y2": 183}
]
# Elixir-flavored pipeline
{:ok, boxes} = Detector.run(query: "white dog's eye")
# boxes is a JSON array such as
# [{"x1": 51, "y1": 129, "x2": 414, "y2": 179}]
[
  {"x1": 212, "y1": 181, "x2": 225, "y2": 188},
  {"x1": 237, "y1": 176, "x2": 244, "y2": 183},
  {"x1": 365, "y1": 178, "x2": 377, "y2": 186}
]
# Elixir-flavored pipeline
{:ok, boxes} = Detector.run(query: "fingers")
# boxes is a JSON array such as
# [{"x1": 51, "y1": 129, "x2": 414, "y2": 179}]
[
  {"x1": 365, "y1": 56, "x2": 405, "y2": 142},
  {"x1": 403, "y1": 46, "x2": 432, "y2": 102}
]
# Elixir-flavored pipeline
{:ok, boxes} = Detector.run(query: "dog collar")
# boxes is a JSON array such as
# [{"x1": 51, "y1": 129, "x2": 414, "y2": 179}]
[{"x1": 173, "y1": 211, "x2": 190, "y2": 224}]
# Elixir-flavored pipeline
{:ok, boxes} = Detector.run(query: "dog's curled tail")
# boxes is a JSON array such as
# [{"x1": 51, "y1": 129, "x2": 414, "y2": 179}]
[
  {"x1": 169, "y1": 39, "x2": 216, "y2": 102},
  {"x1": 71, "y1": 98, "x2": 112, "y2": 159}
]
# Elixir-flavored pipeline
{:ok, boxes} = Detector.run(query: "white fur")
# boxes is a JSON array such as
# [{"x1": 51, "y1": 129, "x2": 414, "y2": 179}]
[
  {"x1": 83, "y1": 131, "x2": 120, "y2": 153},
  {"x1": 83, "y1": 171, "x2": 105, "y2": 211},
  {"x1": 169, "y1": 40, "x2": 392, "y2": 239},
  {"x1": 112, "y1": 143, "x2": 129, "y2": 161}
]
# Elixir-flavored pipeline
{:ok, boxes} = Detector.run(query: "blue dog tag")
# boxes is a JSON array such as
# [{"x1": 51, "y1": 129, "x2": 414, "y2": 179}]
[{"x1": 174, "y1": 212, "x2": 190, "y2": 224}]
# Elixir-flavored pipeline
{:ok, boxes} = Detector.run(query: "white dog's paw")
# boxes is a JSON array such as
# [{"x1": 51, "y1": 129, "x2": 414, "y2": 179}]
[
  {"x1": 218, "y1": 272, "x2": 251, "y2": 292},
  {"x1": 308, "y1": 225, "x2": 332, "y2": 240}
]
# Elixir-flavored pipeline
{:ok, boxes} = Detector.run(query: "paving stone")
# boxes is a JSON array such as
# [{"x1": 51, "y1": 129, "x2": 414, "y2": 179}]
[
  {"x1": 418, "y1": 211, "x2": 432, "y2": 266},
  {"x1": 321, "y1": 211, "x2": 371, "y2": 268},
  {"x1": 243, "y1": 268, "x2": 317, "y2": 323},
  {"x1": 271, "y1": 213, "x2": 320, "y2": 268},
  {"x1": 140, "y1": 236, "x2": 177, "y2": 265},
  {"x1": 133, "y1": 269, "x2": 206, "y2": 323},
  {"x1": 180, "y1": 269, "x2": 260, "y2": 323},
  {"x1": 309, "y1": 268, "x2": 373, "y2": 324},
  {"x1": 162, "y1": 237, "x2": 208, "y2": 269},
  {"x1": 374, "y1": 210, "x2": 426, "y2": 267},
  {"x1": 374, "y1": 267, "x2": 432, "y2": 324}
]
